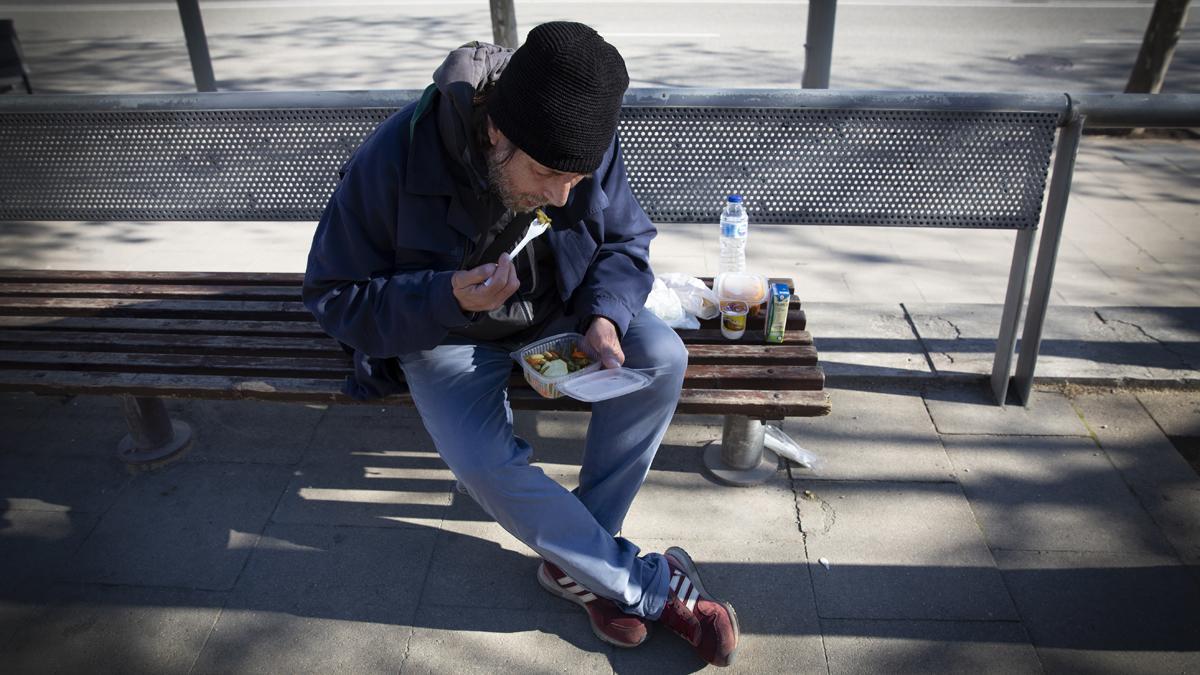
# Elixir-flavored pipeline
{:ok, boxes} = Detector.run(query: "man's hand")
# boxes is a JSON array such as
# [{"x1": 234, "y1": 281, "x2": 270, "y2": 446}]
[
  {"x1": 452, "y1": 253, "x2": 520, "y2": 313},
  {"x1": 584, "y1": 316, "x2": 624, "y2": 369}
]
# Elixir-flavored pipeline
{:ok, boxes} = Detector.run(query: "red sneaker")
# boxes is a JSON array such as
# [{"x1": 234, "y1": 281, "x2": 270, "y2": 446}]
[
  {"x1": 537, "y1": 560, "x2": 650, "y2": 648},
  {"x1": 658, "y1": 546, "x2": 740, "y2": 667}
]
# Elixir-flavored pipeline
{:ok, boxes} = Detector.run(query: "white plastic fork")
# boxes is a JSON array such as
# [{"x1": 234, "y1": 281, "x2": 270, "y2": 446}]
[{"x1": 481, "y1": 214, "x2": 551, "y2": 288}]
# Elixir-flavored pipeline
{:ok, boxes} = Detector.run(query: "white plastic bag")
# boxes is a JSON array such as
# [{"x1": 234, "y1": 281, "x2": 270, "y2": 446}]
[
  {"x1": 644, "y1": 278, "x2": 699, "y2": 329},
  {"x1": 764, "y1": 425, "x2": 820, "y2": 470},
  {"x1": 658, "y1": 273, "x2": 720, "y2": 320}
]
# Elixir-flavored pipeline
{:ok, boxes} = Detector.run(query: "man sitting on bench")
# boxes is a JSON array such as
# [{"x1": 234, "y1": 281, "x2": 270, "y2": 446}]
[{"x1": 302, "y1": 21, "x2": 739, "y2": 667}]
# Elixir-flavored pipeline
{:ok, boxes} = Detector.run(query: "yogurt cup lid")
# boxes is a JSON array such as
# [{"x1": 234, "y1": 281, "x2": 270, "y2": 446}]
[{"x1": 557, "y1": 367, "x2": 652, "y2": 403}]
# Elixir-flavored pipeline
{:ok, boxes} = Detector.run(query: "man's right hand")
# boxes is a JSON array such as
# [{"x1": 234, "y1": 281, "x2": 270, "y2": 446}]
[{"x1": 451, "y1": 252, "x2": 520, "y2": 313}]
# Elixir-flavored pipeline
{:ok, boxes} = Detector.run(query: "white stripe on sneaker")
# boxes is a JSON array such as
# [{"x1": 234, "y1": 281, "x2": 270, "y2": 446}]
[
  {"x1": 557, "y1": 575, "x2": 573, "y2": 586},
  {"x1": 685, "y1": 587, "x2": 700, "y2": 612},
  {"x1": 677, "y1": 577, "x2": 693, "y2": 604},
  {"x1": 578, "y1": 592, "x2": 597, "y2": 603},
  {"x1": 564, "y1": 583, "x2": 586, "y2": 594},
  {"x1": 669, "y1": 572, "x2": 682, "y2": 592}
]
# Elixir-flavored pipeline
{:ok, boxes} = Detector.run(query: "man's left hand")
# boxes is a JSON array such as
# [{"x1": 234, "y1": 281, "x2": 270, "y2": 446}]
[{"x1": 584, "y1": 316, "x2": 624, "y2": 369}]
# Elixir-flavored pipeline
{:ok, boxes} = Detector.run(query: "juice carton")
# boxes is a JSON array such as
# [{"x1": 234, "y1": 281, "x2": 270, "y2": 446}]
[{"x1": 765, "y1": 282, "x2": 791, "y2": 344}]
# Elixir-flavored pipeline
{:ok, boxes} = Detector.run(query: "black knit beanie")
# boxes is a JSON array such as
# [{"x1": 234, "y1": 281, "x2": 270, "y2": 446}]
[{"x1": 488, "y1": 22, "x2": 629, "y2": 174}]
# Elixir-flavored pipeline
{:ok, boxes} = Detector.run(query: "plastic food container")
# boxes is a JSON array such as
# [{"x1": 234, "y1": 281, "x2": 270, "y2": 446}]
[
  {"x1": 511, "y1": 332, "x2": 602, "y2": 399},
  {"x1": 715, "y1": 272, "x2": 768, "y2": 306},
  {"x1": 558, "y1": 367, "x2": 652, "y2": 402}
]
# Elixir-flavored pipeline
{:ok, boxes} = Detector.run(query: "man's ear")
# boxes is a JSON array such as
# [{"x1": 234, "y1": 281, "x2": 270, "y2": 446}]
[{"x1": 486, "y1": 116, "x2": 501, "y2": 148}]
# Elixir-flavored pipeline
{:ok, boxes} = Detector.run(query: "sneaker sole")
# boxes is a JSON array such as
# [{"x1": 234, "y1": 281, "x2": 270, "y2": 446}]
[
  {"x1": 536, "y1": 563, "x2": 648, "y2": 649},
  {"x1": 664, "y1": 546, "x2": 740, "y2": 667}
]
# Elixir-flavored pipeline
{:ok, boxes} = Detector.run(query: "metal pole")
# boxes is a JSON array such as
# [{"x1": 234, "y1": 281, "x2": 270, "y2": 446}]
[
  {"x1": 118, "y1": 395, "x2": 193, "y2": 465},
  {"x1": 1013, "y1": 113, "x2": 1086, "y2": 405},
  {"x1": 176, "y1": 0, "x2": 216, "y2": 92},
  {"x1": 489, "y1": 0, "x2": 519, "y2": 49},
  {"x1": 703, "y1": 415, "x2": 779, "y2": 487},
  {"x1": 802, "y1": 0, "x2": 837, "y2": 88},
  {"x1": 990, "y1": 227, "x2": 1037, "y2": 405}
]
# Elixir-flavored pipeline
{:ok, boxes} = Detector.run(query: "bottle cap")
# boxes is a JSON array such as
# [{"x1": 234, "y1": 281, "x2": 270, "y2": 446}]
[{"x1": 726, "y1": 194, "x2": 743, "y2": 203}]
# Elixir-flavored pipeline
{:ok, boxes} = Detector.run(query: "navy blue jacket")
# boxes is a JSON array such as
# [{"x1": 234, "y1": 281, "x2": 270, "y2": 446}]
[{"x1": 302, "y1": 100, "x2": 656, "y2": 397}]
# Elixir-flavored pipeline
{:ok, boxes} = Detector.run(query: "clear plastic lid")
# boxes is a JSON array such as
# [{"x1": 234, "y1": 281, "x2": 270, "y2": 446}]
[{"x1": 557, "y1": 367, "x2": 652, "y2": 403}]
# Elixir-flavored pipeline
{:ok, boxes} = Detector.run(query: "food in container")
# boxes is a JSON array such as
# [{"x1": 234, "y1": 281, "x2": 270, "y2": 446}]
[{"x1": 511, "y1": 332, "x2": 602, "y2": 399}]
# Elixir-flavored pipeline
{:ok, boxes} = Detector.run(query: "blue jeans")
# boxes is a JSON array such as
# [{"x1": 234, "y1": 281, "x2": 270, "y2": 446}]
[{"x1": 397, "y1": 310, "x2": 687, "y2": 619}]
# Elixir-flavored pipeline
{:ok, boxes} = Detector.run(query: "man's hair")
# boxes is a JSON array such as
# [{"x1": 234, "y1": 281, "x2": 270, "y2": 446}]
[{"x1": 473, "y1": 85, "x2": 516, "y2": 166}]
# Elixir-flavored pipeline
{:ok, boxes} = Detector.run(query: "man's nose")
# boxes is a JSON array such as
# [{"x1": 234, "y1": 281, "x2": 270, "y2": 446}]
[{"x1": 544, "y1": 177, "x2": 576, "y2": 207}]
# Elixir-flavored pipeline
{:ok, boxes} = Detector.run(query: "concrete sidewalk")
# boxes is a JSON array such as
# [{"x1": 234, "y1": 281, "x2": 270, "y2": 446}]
[
  {"x1": 0, "y1": 382, "x2": 1197, "y2": 673},
  {"x1": 2, "y1": 50, "x2": 1199, "y2": 675}
]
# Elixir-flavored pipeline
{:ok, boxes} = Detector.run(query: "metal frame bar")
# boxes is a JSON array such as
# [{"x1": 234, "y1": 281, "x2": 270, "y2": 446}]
[
  {"x1": 0, "y1": 88, "x2": 1072, "y2": 115},
  {"x1": 1013, "y1": 112, "x2": 1086, "y2": 405},
  {"x1": 990, "y1": 227, "x2": 1038, "y2": 405}
]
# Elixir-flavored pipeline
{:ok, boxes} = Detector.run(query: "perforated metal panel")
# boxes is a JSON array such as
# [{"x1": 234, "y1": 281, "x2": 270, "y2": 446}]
[
  {"x1": 0, "y1": 98, "x2": 1058, "y2": 229},
  {"x1": 619, "y1": 107, "x2": 1058, "y2": 228},
  {"x1": 0, "y1": 108, "x2": 397, "y2": 221}
]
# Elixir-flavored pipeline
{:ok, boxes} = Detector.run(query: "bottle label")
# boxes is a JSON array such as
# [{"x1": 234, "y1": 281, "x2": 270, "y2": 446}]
[{"x1": 721, "y1": 222, "x2": 737, "y2": 238}]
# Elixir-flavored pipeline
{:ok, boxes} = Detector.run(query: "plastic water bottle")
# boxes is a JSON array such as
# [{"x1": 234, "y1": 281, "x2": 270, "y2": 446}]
[{"x1": 718, "y1": 194, "x2": 749, "y2": 273}]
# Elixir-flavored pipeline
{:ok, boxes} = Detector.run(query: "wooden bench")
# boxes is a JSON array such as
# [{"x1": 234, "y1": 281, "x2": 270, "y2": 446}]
[
  {"x1": 0, "y1": 269, "x2": 824, "y2": 483},
  {"x1": 1, "y1": 87, "x2": 1101, "y2": 480}
]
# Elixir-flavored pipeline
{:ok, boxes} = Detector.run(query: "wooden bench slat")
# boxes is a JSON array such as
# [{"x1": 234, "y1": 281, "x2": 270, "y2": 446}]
[
  {"x1": 0, "y1": 328, "x2": 341, "y2": 355},
  {"x1": 0, "y1": 314, "x2": 816, "y2": 357},
  {"x1": 0, "y1": 270, "x2": 306, "y2": 285},
  {"x1": 0, "y1": 350, "x2": 823, "y2": 390},
  {"x1": 0, "y1": 283, "x2": 300, "y2": 301},
  {"x1": 0, "y1": 370, "x2": 829, "y2": 417},
  {"x1": 0, "y1": 297, "x2": 308, "y2": 320},
  {"x1": 0, "y1": 296, "x2": 805, "y2": 330},
  {"x1": 0, "y1": 315, "x2": 329, "y2": 337}
]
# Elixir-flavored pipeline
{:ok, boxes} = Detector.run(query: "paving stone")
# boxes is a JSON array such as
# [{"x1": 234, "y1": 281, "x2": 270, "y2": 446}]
[
  {"x1": 403, "y1": 606, "x2": 612, "y2": 674},
  {"x1": 794, "y1": 480, "x2": 1016, "y2": 621},
  {"x1": 272, "y1": 455, "x2": 455, "y2": 530},
  {"x1": 995, "y1": 549, "x2": 1200, "y2": 674},
  {"x1": 784, "y1": 386, "x2": 955, "y2": 482},
  {"x1": 66, "y1": 463, "x2": 291, "y2": 590},
  {"x1": 616, "y1": 537, "x2": 827, "y2": 674},
  {"x1": 302, "y1": 403, "x2": 434, "y2": 465},
  {"x1": 906, "y1": 303, "x2": 1181, "y2": 383},
  {"x1": 924, "y1": 385, "x2": 1089, "y2": 436},
  {"x1": 419, "y1": 523, "x2": 548, "y2": 612},
  {"x1": 4, "y1": 395, "x2": 129, "y2": 459},
  {"x1": 513, "y1": 410, "x2": 724, "y2": 473},
  {"x1": 166, "y1": 399, "x2": 324, "y2": 465},
  {"x1": 0, "y1": 509, "x2": 99, "y2": 584},
  {"x1": 192, "y1": 612, "x2": 411, "y2": 674},
  {"x1": 1071, "y1": 391, "x2": 1200, "y2": 564},
  {"x1": 822, "y1": 619, "x2": 1040, "y2": 675},
  {"x1": 1135, "y1": 389, "x2": 1200, "y2": 440},
  {"x1": 0, "y1": 454, "x2": 130, "y2": 513},
  {"x1": 1096, "y1": 308, "x2": 1200, "y2": 380},
  {"x1": 191, "y1": 523, "x2": 436, "y2": 673},
  {"x1": 622, "y1": 469, "x2": 801, "y2": 544},
  {"x1": 802, "y1": 302, "x2": 932, "y2": 379},
  {"x1": 0, "y1": 583, "x2": 225, "y2": 675},
  {"x1": 943, "y1": 433, "x2": 1175, "y2": 555}
]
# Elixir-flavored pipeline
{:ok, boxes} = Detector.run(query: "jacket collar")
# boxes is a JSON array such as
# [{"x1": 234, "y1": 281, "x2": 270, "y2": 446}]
[{"x1": 404, "y1": 100, "x2": 489, "y2": 241}]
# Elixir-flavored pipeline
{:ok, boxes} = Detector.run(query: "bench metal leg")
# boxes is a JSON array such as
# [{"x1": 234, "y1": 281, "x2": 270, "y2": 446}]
[
  {"x1": 990, "y1": 227, "x2": 1037, "y2": 405},
  {"x1": 703, "y1": 415, "x2": 779, "y2": 487},
  {"x1": 117, "y1": 395, "x2": 192, "y2": 465},
  {"x1": 1014, "y1": 115, "x2": 1085, "y2": 406}
]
